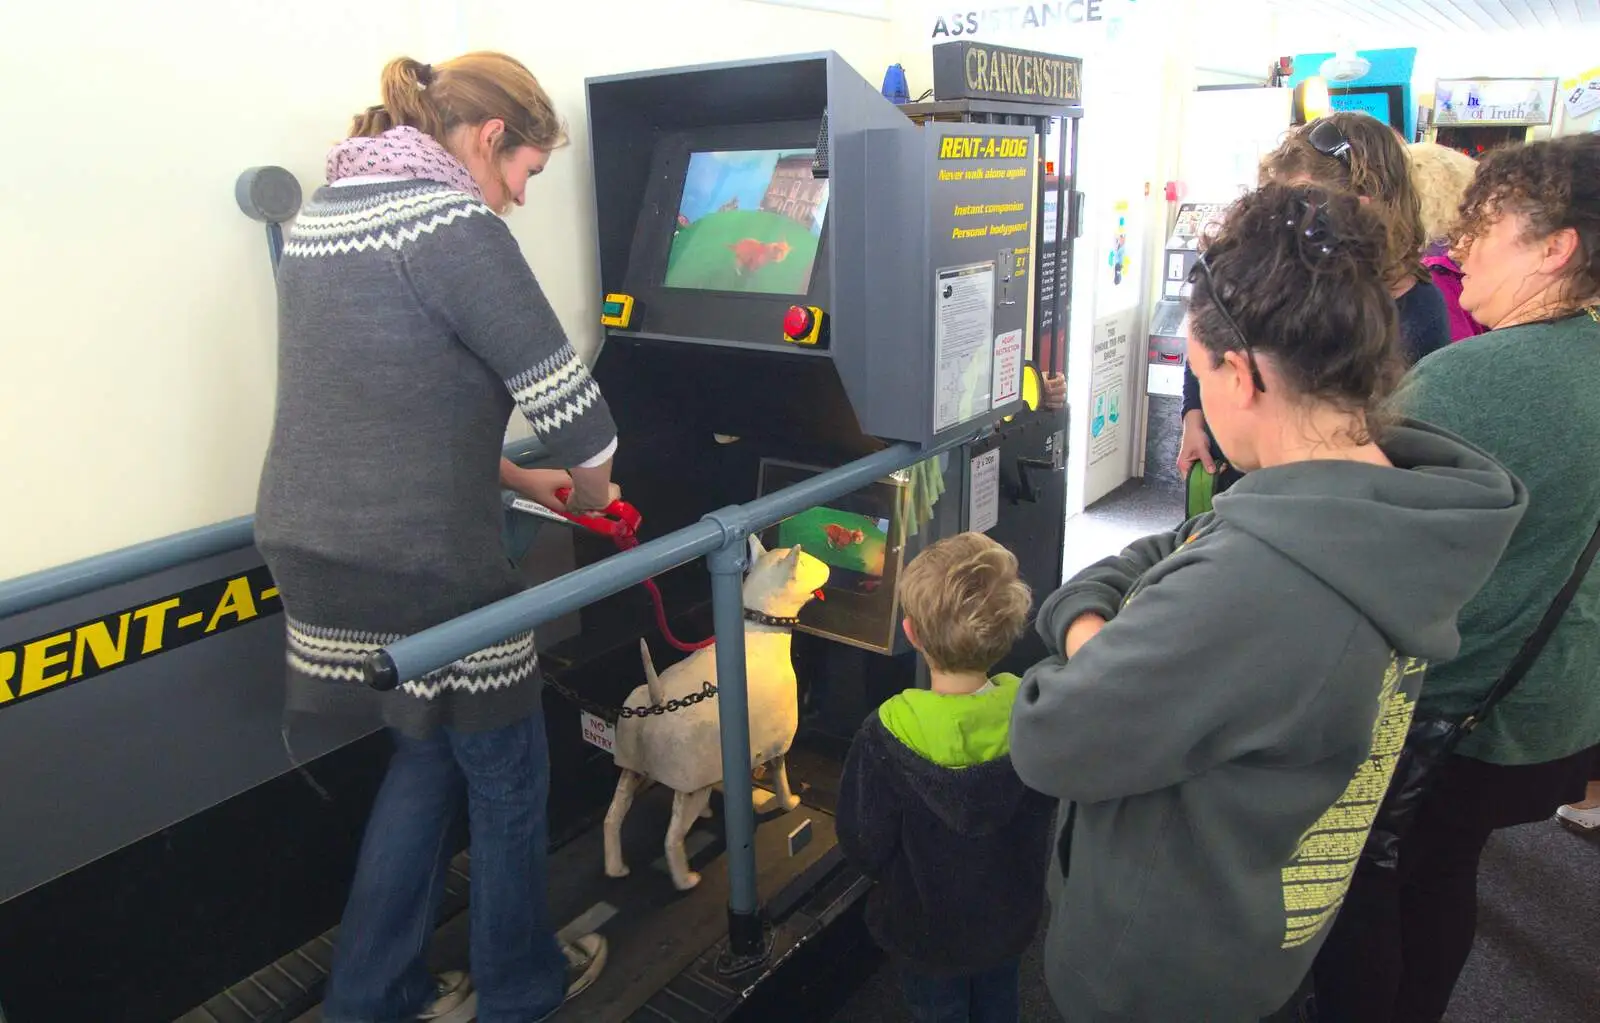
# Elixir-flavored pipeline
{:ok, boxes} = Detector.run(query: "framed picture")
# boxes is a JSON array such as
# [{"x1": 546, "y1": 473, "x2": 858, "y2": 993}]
[{"x1": 1434, "y1": 78, "x2": 1560, "y2": 128}]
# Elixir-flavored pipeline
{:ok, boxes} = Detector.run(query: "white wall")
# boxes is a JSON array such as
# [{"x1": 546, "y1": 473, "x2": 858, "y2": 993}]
[{"x1": 0, "y1": 0, "x2": 895, "y2": 578}]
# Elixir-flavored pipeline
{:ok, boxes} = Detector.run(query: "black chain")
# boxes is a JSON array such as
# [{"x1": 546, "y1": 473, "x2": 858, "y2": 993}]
[
  {"x1": 743, "y1": 608, "x2": 799, "y2": 628},
  {"x1": 545, "y1": 676, "x2": 718, "y2": 724}
]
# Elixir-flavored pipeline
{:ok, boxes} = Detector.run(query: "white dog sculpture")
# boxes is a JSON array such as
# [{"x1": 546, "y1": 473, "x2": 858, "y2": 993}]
[{"x1": 603, "y1": 535, "x2": 830, "y2": 890}]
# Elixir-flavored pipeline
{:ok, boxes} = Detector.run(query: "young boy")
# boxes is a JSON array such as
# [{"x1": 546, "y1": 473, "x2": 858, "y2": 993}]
[{"x1": 836, "y1": 532, "x2": 1056, "y2": 1023}]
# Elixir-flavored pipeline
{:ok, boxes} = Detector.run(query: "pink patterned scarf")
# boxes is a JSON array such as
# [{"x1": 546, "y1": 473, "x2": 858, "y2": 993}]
[{"x1": 325, "y1": 125, "x2": 483, "y2": 200}]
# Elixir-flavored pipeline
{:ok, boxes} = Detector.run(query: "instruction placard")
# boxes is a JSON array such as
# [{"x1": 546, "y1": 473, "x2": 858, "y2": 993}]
[
  {"x1": 992, "y1": 328, "x2": 1023, "y2": 405},
  {"x1": 580, "y1": 711, "x2": 616, "y2": 754},
  {"x1": 969, "y1": 448, "x2": 1000, "y2": 534},
  {"x1": 934, "y1": 262, "x2": 996, "y2": 432},
  {"x1": 1089, "y1": 313, "x2": 1132, "y2": 468}
]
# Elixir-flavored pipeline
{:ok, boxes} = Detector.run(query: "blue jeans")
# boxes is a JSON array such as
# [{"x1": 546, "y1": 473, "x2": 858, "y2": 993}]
[
  {"x1": 899, "y1": 959, "x2": 1021, "y2": 1023},
  {"x1": 323, "y1": 711, "x2": 568, "y2": 1023}
]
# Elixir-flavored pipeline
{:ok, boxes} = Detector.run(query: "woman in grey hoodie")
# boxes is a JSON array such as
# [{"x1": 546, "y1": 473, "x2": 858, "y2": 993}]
[{"x1": 1010, "y1": 183, "x2": 1527, "y2": 1023}]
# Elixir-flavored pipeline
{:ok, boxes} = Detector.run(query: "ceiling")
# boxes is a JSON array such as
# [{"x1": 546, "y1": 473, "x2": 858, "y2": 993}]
[{"x1": 1266, "y1": 0, "x2": 1600, "y2": 35}]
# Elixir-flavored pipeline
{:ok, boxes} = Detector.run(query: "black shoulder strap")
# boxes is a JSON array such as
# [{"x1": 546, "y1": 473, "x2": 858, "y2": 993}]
[{"x1": 1466, "y1": 518, "x2": 1600, "y2": 732}]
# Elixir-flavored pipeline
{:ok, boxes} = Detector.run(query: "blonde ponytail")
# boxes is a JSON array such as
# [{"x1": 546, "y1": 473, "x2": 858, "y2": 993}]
[{"x1": 346, "y1": 52, "x2": 566, "y2": 154}]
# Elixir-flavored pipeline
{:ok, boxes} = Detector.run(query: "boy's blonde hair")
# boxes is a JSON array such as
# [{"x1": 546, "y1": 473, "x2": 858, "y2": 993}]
[
  {"x1": 899, "y1": 532, "x2": 1032, "y2": 673},
  {"x1": 1408, "y1": 142, "x2": 1479, "y2": 245}
]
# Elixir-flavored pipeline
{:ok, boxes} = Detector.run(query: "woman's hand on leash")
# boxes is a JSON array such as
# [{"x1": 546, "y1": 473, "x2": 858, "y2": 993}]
[
  {"x1": 502, "y1": 463, "x2": 575, "y2": 511},
  {"x1": 565, "y1": 480, "x2": 623, "y2": 514},
  {"x1": 500, "y1": 459, "x2": 579, "y2": 512},
  {"x1": 529, "y1": 470, "x2": 579, "y2": 512},
  {"x1": 567, "y1": 462, "x2": 620, "y2": 513},
  {"x1": 1065, "y1": 614, "x2": 1107, "y2": 657}
]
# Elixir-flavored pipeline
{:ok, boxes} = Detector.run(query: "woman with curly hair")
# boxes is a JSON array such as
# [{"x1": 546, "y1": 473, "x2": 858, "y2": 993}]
[
  {"x1": 1313, "y1": 133, "x2": 1600, "y2": 1023},
  {"x1": 1409, "y1": 141, "x2": 1488, "y2": 341}
]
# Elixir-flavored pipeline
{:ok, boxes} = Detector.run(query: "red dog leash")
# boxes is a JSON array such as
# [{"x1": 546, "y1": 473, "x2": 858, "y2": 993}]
[{"x1": 553, "y1": 488, "x2": 714, "y2": 653}]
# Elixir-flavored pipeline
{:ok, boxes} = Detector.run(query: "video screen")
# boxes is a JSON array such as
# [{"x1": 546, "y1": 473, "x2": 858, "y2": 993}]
[
  {"x1": 662, "y1": 149, "x2": 830, "y2": 296},
  {"x1": 758, "y1": 459, "x2": 907, "y2": 654},
  {"x1": 777, "y1": 507, "x2": 892, "y2": 596}
]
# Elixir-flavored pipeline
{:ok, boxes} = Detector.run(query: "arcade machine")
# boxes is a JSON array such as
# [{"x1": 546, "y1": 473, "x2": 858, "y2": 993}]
[
  {"x1": 1142, "y1": 201, "x2": 1227, "y2": 488},
  {"x1": 579, "y1": 45, "x2": 1078, "y2": 714},
  {"x1": 431, "y1": 48, "x2": 1073, "y2": 1019}
]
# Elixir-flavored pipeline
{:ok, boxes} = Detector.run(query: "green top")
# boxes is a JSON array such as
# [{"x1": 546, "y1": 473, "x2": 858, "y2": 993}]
[
  {"x1": 878, "y1": 673, "x2": 1021, "y2": 768},
  {"x1": 1399, "y1": 311, "x2": 1600, "y2": 765}
]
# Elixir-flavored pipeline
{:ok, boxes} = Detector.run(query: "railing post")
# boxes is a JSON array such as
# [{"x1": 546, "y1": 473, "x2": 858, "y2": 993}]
[{"x1": 704, "y1": 513, "x2": 768, "y2": 966}]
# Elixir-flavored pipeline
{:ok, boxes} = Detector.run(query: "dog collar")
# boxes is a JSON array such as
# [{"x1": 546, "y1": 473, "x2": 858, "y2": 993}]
[{"x1": 743, "y1": 609, "x2": 799, "y2": 628}]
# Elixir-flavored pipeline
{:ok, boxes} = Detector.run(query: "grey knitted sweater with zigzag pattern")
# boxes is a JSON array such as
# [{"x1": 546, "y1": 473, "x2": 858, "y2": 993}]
[{"x1": 255, "y1": 179, "x2": 616, "y2": 737}]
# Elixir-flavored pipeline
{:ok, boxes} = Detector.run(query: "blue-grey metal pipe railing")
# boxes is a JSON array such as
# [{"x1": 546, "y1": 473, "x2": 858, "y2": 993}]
[
  {"x1": 363, "y1": 428, "x2": 981, "y2": 961},
  {"x1": 0, "y1": 440, "x2": 555, "y2": 621},
  {"x1": 0, "y1": 517, "x2": 258, "y2": 619},
  {"x1": 363, "y1": 435, "x2": 970, "y2": 686}
]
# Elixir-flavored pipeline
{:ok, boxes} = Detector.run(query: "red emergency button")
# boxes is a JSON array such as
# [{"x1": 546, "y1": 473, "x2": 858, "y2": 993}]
[{"x1": 783, "y1": 305, "x2": 823, "y2": 345}]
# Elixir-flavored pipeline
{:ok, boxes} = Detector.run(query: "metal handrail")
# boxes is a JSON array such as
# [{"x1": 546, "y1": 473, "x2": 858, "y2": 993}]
[
  {"x1": 363, "y1": 428, "x2": 981, "y2": 962},
  {"x1": 0, "y1": 439, "x2": 557, "y2": 620},
  {"x1": 0, "y1": 517, "x2": 258, "y2": 619},
  {"x1": 363, "y1": 435, "x2": 968, "y2": 685}
]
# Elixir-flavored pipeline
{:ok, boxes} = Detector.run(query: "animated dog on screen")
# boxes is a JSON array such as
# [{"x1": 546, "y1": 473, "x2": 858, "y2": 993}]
[{"x1": 603, "y1": 536, "x2": 829, "y2": 891}]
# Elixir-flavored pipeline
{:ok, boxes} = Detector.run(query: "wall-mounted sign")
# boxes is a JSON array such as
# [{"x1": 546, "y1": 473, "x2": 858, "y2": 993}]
[
  {"x1": 1562, "y1": 67, "x2": 1600, "y2": 136},
  {"x1": 1568, "y1": 76, "x2": 1600, "y2": 119},
  {"x1": 930, "y1": 1, "x2": 1106, "y2": 38},
  {"x1": 932, "y1": 40, "x2": 1083, "y2": 104},
  {"x1": 1329, "y1": 85, "x2": 1405, "y2": 131},
  {"x1": 1435, "y1": 78, "x2": 1560, "y2": 128}
]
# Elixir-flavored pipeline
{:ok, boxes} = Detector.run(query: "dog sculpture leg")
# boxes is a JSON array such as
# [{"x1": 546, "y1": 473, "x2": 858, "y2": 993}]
[
  {"x1": 770, "y1": 755, "x2": 802, "y2": 811},
  {"x1": 604, "y1": 769, "x2": 645, "y2": 879},
  {"x1": 665, "y1": 785, "x2": 716, "y2": 890}
]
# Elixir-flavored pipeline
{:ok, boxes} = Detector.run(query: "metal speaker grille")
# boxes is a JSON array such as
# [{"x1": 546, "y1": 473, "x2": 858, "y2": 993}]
[{"x1": 811, "y1": 110, "x2": 830, "y2": 180}]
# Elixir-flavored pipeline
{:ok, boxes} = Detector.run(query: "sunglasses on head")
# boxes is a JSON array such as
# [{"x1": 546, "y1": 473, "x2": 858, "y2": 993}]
[
  {"x1": 1188, "y1": 250, "x2": 1267, "y2": 394},
  {"x1": 1307, "y1": 118, "x2": 1353, "y2": 166}
]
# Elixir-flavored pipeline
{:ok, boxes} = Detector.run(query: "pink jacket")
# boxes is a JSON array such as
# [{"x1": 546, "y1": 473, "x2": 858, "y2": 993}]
[{"x1": 1422, "y1": 248, "x2": 1488, "y2": 342}]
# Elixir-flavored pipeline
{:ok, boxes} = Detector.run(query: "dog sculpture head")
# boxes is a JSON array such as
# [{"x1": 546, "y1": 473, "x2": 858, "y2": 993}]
[{"x1": 744, "y1": 535, "x2": 830, "y2": 619}]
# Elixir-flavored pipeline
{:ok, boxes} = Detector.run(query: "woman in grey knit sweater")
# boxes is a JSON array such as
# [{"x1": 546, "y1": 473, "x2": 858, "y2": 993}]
[{"x1": 255, "y1": 53, "x2": 616, "y2": 1023}]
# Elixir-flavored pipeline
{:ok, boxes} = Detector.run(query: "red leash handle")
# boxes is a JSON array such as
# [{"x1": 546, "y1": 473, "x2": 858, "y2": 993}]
[
  {"x1": 552, "y1": 487, "x2": 641, "y2": 546},
  {"x1": 551, "y1": 488, "x2": 713, "y2": 653}
]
